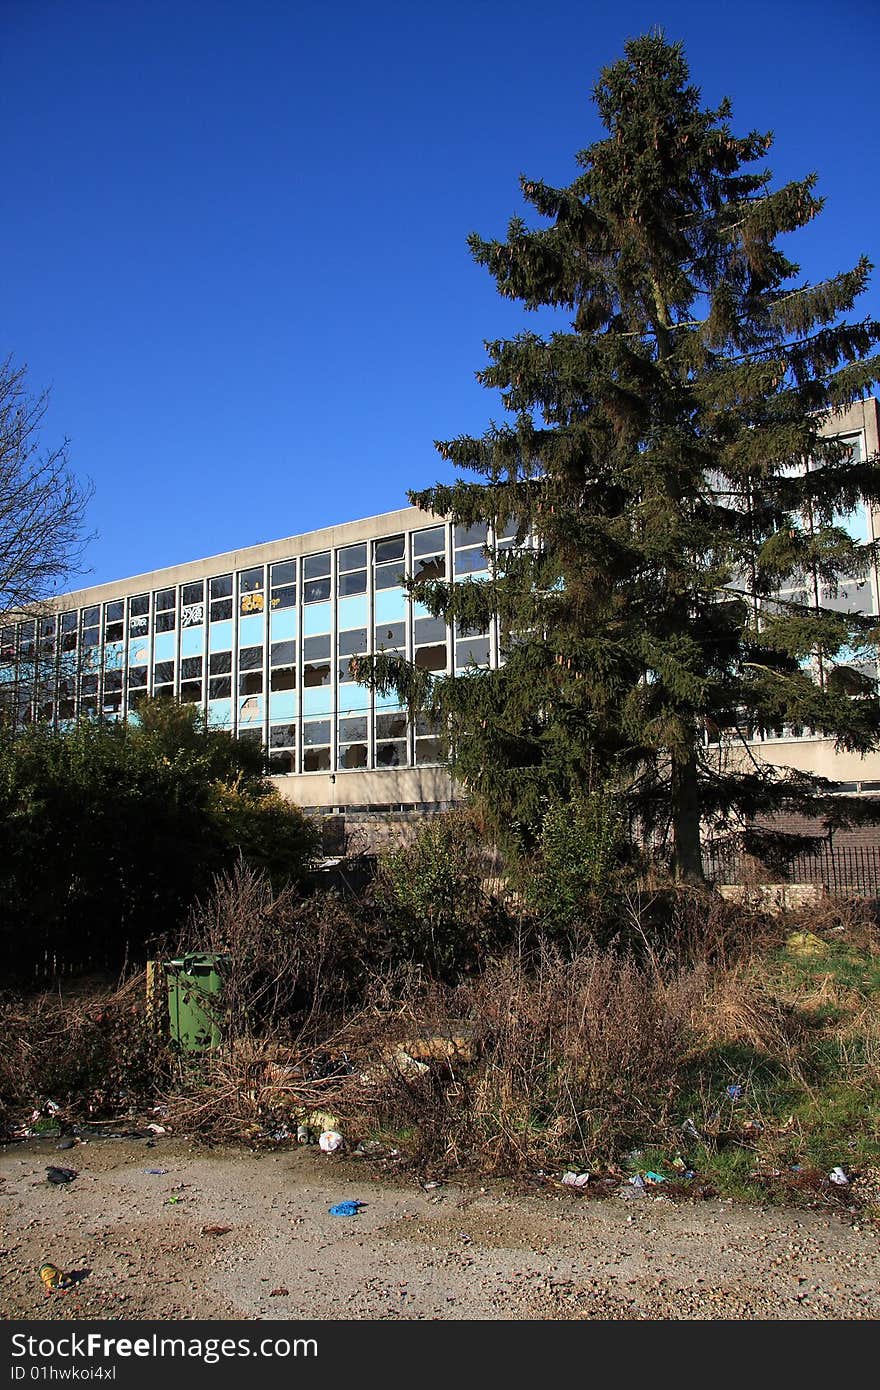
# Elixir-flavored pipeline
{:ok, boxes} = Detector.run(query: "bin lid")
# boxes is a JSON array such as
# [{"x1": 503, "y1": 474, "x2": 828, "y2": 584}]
[{"x1": 165, "y1": 952, "x2": 230, "y2": 970}]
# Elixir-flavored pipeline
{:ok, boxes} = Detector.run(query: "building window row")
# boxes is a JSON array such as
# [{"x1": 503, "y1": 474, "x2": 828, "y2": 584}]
[{"x1": 0, "y1": 522, "x2": 514, "y2": 772}]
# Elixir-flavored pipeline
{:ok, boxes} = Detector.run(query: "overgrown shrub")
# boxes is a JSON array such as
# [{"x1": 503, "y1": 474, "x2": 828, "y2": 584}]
[
  {"x1": 520, "y1": 791, "x2": 631, "y2": 936},
  {"x1": 346, "y1": 944, "x2": 702, "y2": 1170},
  {"x1": 373, "y1": 809, "x2": 508, "y2": 979},
  {"x1": 170, "y1": 860, "x2": 381, "y2": 1043},
  {"x1": 0, "y1": 700, "x2": 319, "y2": 978},
  {"x1": 0, "y1": 974, "x2": 168, "y2": 1131}
]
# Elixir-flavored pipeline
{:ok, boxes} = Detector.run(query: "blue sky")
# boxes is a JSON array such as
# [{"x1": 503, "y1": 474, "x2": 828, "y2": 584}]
[{"x1": 4, "y1": 0, "x2": 879, "y2": 590}]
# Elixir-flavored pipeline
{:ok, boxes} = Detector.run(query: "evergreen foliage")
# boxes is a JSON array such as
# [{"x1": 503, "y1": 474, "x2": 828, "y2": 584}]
[{"x1": 358, "y1": 33, "x2": 880, "y2": 879}]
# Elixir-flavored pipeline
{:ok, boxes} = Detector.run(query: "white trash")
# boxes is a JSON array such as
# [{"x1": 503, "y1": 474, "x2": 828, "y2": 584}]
[
  {"x1": 561, "y1": 1171, "x2": 590, "y2": 1188},
  {"x1": 829, "y1": 1166, "x2": 849, "y2": 1186},
  {"x1": 319, "y1": 1130, "x2": 344, "y2": 1153}
]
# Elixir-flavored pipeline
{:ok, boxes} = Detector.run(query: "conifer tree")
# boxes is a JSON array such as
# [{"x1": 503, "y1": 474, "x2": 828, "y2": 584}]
[{"x1": 361, "y1": 33, "x2": 880, "y2": 881}]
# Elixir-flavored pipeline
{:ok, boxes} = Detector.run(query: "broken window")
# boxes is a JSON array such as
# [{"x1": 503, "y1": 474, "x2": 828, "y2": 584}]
[
  {"x1": 303, "y1": 633, "x2": 331, "y2": 687},
  {"x1": 337, "y1": 626, "x2": 367, "y2": 683},
  {"x1": 302, "y1": 718, "x2": 331, "y2": 772},
  {"x1": 338, "y1": 713, "x2": 368, "y2": 769},
  {"x1": 103, "y1": 600, "x2": 124, "y2": 644},
  {"x1": 103, "y1": 668, "x2": 123, "y2": 713},
  {"x1": 128, "y1": 594, "x2": 150, "y2": 636},
  {"x1": 415, "y1": 712, "x2": 444, "y2": 765},
  {"x1": 415, "y1": 644, "x2": 447, "y2": 672},
  {"x1": 375, "y1": 620, "x2": 405, "y2": 650},
  {"x1": 239, "y1": 567, "x2": 264, "y2": 615},
  {"x1": 412, "y1": 526, "x2": 446, "y2": 583},
  {"x1": 239, "y1": 667, "x2": 263, "y2": 696},
  {"x1": 38, "y1": 617, "x2": 56, "y2": 658},
  {"x1": 270, "y1": 632, "x2": 297, "y2": 690},
  {"x1": 376, "y1": 739, "x2": 406, "y2": 767},
  {"x1": 81, "y1": 607, "x2": 100, "y2": 650},
  {"x1": 181, "y1": 580, "x2": 205, "y2": 627},
  {"x1": 377, "y1": 711, "x2": 407, "y2": 740}
]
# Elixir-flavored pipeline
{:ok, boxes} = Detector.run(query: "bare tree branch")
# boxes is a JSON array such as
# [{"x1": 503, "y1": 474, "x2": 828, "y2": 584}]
[{"x1": 0, "y1": 356, "x2": 94, "y2": 619}]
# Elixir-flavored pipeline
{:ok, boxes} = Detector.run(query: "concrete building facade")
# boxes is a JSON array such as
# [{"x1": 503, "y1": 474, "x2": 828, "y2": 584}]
[{"x1": 1, "y1": 399, "x2": 878, "y2": 818}]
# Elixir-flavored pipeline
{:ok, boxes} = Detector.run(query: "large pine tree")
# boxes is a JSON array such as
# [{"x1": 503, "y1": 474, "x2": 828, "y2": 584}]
[{"x1": 362, "y1": 33, "x2": 880, "y2": 881}]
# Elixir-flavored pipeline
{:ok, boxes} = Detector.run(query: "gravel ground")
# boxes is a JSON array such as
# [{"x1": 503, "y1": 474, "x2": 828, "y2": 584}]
[{"x1": 2, "y1": 1135, "x2": 879, "y2": 1320}]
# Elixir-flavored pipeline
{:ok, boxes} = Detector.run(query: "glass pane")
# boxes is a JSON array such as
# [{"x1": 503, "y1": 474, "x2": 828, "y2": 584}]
[
  {"x1": 375, "y1": 622, "x2": 405, "y2": 648},
  {"x1": 415, "y1": 614, "x2": 446, "y2": 645},
  {"x1": 239, "y1": 567, "x2": 264, "y2": 593},
  {"x1": 303, "y1": 552, "x2": 330, "y2": 580},
  {"x1": 376, "y1": 711, "x2": 407, "y2": 740},
  {"x1": 303, "y1": 635, "x2": 331, "y2": 661},
  {"x1": 303, "y1": 747, "x2": 331, "y2": 771},
  {"x1": 413, "y1": 526, "x2": 445, "y2": 556},
  {"x1": 303, "y1": 720, "x2": 331, "y2": 746},
  {"x1": 375, "y1": 536, "x2": 405, "y2": 564},
  {"x1": 303, "y1": 577, "x2": 331, "y2": 604},
  {"x1": 337, "y1": 569, "x2": 367, "y2": 597},
  {"x1": 270, "y1": 640, "x2": 296, "y2": 667},
  {"x1": 338, "y1": 627, "x2": 367, "y2": 657},
  {"x1": 337, "y1": 543, "x2": 366, "y2": 572},
  {"x1": 238, "y1": 645, "x2": 263, "y2": 671},
  {"x1": 339, "y1": 716, "x2": 367, "y2": 742},
  {"x1": 455, "y1": 522, "x2": 488, "y2": 548},
  {"x1": 270, "y1": 560, "x2": 296, "y2": 586}
]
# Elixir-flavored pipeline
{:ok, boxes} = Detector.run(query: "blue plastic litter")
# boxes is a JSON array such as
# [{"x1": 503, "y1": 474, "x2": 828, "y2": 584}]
[
  {"x1": 328, "y1": 1200, "x2": 364, "y2": 1217},
  {"x1": 726, "y1": 1083, "x2": 744, "y2": 1100},
  {"x1": 644, "y1": 1171, "x2": 666, "y2": 1184}
]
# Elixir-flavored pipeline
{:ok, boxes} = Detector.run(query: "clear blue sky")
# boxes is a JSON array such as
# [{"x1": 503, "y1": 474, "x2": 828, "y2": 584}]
[{"x1": 4, "y1": 0, "x2": 879, "y2": 590}]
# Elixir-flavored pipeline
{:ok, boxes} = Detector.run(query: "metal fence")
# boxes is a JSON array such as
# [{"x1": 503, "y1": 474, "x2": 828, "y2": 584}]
[{"x1": 703, "y1": 842, "x2": 880, "y2": 899}]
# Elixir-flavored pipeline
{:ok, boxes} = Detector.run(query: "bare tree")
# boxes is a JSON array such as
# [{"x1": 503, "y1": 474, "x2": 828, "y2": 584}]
[{"x1": 0, "y1": 356, "x2": 94, "y2": 619}]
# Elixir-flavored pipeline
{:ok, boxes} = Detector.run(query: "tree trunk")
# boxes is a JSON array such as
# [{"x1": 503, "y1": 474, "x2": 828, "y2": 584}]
[{"x1": 671, "y1": 739, "x2": 704, "y2": 883}]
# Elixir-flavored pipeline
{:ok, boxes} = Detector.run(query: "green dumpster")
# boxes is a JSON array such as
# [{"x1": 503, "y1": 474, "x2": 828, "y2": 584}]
[{"x1": 165, "y1": 952, "x2": 229, "y2": 1052}]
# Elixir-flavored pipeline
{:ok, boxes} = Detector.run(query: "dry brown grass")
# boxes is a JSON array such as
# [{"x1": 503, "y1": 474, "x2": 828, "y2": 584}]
[{"x1": 0, "y1": 973, "x2": 164, "y2": 1130}]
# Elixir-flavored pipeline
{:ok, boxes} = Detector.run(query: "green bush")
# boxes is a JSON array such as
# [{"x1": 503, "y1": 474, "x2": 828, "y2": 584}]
[
  {"x1": 523, "y1": 790, "x2": 628, "y2": 931},
  {"x1": 0, "y1": 699, "x2": 318, "y2": 976},
  {"x1": 374, "y1": 810, "x2": 502, "y2": 980}
]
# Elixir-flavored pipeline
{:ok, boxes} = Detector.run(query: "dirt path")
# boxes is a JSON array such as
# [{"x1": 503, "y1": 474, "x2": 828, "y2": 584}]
[{"x1": 1, "y1": 1135, "x2": 878, "y2": 1320}]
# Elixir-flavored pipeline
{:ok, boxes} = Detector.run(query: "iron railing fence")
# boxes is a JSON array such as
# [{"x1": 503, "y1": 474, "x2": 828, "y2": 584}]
[{"x1": 703, "y1": 842, "x2": 880, "y2": 898}]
